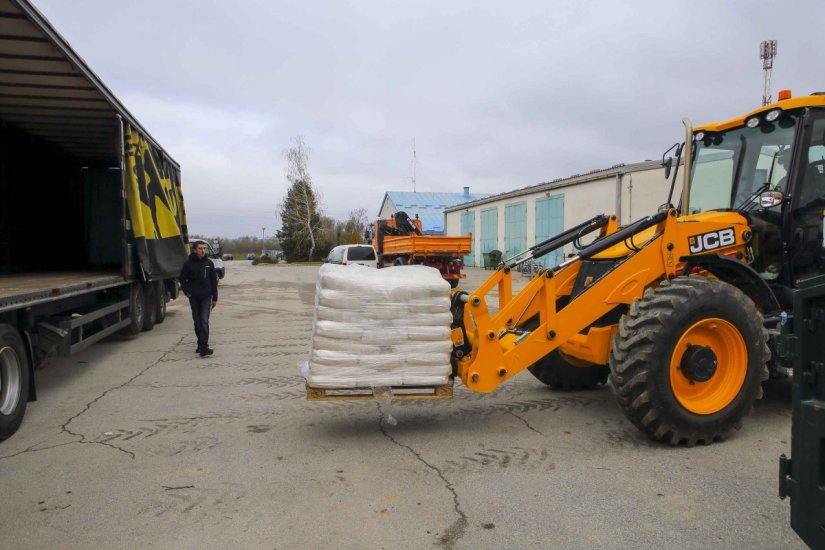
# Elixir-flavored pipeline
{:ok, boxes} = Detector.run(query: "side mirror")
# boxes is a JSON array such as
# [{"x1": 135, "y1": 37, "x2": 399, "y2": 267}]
[
  {"x1": 663, "y1": 157, "x2": 673, "y2": 180},
  {"x1": 760, "y1": 190, "x2": 784, "y2": 208}
]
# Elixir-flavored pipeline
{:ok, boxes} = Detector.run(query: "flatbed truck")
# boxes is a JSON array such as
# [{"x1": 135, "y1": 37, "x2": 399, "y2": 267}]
[{"x1": 371, "y1": 212, "x2": 472, "y2": 288}]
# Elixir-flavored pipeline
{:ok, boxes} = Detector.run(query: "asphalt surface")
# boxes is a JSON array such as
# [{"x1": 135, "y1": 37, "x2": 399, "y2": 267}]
[{"x1": 0, "y1": 263, "x2": 805, "y2": 549}]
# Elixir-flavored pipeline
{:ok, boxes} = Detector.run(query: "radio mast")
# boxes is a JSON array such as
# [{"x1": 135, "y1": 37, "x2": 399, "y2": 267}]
[
  {"x1": 411, "y1": 138, "x2": 417, "y2": 193},
  {"x1": 760, "y1": 40, "x2": 777, "y2": 106}
]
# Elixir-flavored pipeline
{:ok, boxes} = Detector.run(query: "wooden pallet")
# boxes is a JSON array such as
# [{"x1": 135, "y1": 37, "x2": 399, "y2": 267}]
[{"x1": 306, "y1": 379, "x2": 454, "y2": 401}]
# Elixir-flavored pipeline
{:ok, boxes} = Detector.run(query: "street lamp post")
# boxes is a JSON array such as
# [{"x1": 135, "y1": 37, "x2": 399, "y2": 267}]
[{"x1": 261, "y1": 227, "x2": 266, "y2": 256}]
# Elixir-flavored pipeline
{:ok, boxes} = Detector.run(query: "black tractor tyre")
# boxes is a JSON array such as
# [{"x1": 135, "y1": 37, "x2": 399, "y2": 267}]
[
  {"x1": 154, "y1": 281, "x2": 167, "y2": 325},
  {"x1": 609, "y1": 277, "x2": 769, "y2": 446},
  {"x1": 0, "y1": 325, "x2": 30, "y2": 440},
  {"x1": 142, "y1": 283, "x2": 157, "y2": 332},
  {"x1": 119, "y1": 283, "x2": 146, "y2": 336},
  {"x1": 528, "y1": 350, "x2": 609, "y2": 390}
]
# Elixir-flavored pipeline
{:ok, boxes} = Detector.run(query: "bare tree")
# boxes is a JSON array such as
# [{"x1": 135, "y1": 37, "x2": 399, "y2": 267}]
[
  {"x1": 341, "y1": 207, "x2": 370, "y2": 244},
  {"x1": 277, "y1": 136, "x2": 324, "y2": 261}
]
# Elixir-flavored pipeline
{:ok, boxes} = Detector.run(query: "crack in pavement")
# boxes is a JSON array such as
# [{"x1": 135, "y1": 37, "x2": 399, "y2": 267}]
[
  {"x1": 376, "y1": 409, "x2": 468, "y2": 549},
  {"x1": 0, "y1": 440, "x2": 77, "y2": 461},
  {"x1": 506, "y1": 410, "x2": 545, "y2": 436},
  {"x1": 58, "y1": 334, "x2": 187, "y2": 460}
]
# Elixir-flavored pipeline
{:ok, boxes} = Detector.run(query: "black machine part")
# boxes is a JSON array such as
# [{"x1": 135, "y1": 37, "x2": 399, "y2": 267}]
[
  {"x1": 375, "y1": 211, "x2": 422, "y2": 254},
  {"x1": 779, "y1": 274, "x2": 825, "y2": 549}
]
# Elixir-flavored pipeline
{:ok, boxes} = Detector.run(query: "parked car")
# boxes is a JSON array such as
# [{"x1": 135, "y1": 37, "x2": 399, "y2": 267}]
[
  {"x1": 325, "y1": 244, "x2": 378, "y2": 268},
  {"x1": 191, "y1": 239, "x2": 225, "y2": 279},
  {"x1": 222, "y1": 253, "x2": 234, "y2": 261},
  {"x1": 247, "y1": 253, "x2": 256, "y2": 260}
]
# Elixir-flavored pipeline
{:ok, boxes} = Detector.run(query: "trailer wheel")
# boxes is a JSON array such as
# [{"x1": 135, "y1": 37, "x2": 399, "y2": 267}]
[
  {"x1": 393, "y1": 257, "x2": 409, "y2": 266},
  {"x1": 528, "y1": 350, "x2": 608, "y2": 390},
  {"x1": 142, "y1": 283, "x2": 157, "y2": 332},
  {"x1": 155, "y1": 281, "x2": 167, "y2": 324},
  {"x1": 0, "y1": 325, "x2": 29, "y2": 440},
  {"x1": 609, "y1": 277, "x2": 769, "y2": 446},
  {"x1": 119, "y1": 283, "x2": 146, "y2": 336}
]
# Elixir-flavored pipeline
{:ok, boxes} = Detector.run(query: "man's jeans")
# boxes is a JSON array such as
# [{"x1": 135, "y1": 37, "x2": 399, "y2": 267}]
[{"x1": 189, "y1": 295, "x2": 212, "y2": 350}]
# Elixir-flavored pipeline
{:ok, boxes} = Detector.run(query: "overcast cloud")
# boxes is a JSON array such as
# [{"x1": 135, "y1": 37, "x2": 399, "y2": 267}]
[{"x1": 32, "y1": 0, "x2": 825, "y2": 237}]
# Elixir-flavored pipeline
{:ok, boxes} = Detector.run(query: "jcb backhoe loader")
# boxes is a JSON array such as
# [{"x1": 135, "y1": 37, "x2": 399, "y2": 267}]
[{"x1": 450, "y1": 90, "x2": 825, "y2": 445}]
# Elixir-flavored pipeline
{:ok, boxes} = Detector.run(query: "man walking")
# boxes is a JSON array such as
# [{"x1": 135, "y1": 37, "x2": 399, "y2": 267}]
[{"x1": 179, "y1": 240, "x2": 218, "y2": 356}]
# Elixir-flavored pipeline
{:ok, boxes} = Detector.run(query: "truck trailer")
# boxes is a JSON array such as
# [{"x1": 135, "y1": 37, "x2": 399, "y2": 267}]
[{"x1": 0, "y1": 0, "x2": 189, "y2": 440}]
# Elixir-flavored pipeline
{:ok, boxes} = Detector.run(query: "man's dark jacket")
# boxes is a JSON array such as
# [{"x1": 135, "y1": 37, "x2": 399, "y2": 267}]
[{"x1": 179, "y1": 253, "x2": 219, "y2": 301}]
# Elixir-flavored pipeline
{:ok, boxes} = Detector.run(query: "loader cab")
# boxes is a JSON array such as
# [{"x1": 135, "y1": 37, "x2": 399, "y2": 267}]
[{"x1": 688, "y1": 97, "x2": 825, "y2": 301}]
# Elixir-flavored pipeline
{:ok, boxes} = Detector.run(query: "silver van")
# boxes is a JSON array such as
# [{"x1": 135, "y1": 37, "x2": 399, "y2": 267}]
[{"x1": 325, "y1": 244, "x2": 378, "y2": 268}]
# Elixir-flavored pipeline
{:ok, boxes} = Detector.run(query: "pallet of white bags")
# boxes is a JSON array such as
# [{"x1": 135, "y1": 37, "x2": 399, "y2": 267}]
[{"x1": 306, "y1": 379, "x2": 454, "y2": 401}]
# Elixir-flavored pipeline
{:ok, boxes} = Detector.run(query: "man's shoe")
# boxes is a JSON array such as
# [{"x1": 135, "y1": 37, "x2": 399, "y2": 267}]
[{"x1": 203, "y1": 347, "x2": 214, "y2": 356}]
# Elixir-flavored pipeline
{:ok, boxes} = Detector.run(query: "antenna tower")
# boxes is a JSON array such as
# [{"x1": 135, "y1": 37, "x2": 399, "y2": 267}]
[
  {"x1": 411, "y1": 138, "x2": 417, "y2": 193},
  {"x1": 760, "y1": 40, "x2": 777, "y2": 106}
]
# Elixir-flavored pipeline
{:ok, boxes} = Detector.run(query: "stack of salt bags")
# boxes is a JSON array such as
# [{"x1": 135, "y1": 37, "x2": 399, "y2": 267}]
[{"x1": 302, "y1": 263, "x2": 453, "y2": 388}]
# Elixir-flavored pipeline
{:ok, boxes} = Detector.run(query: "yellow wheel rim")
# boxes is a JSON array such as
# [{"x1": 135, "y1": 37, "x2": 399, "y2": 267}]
[{"x1": 669, "y1": 318, "x2": 747, "y2": 415}]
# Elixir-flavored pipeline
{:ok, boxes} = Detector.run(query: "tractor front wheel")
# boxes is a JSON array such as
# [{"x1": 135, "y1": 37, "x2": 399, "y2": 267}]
[{"x1": 609, "y1": 277, "x2": 769, "y2": 446}]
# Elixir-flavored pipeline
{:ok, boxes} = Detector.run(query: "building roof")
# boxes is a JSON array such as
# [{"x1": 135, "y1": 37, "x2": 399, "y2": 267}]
[
  {"x1": 444, "y1": 160, "x2": 665, "y2": 213},
  {"x1": 383, "y1": 191, "x2": 491, "y2": 233},
  {"x1": 0, "y1": 0, "x2": 177, "y2": 166}
]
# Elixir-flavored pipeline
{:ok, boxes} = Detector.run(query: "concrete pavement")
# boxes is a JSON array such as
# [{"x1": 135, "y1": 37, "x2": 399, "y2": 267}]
[{"x1": 0, "y1": 263, "x2": 805, "y2": 549}]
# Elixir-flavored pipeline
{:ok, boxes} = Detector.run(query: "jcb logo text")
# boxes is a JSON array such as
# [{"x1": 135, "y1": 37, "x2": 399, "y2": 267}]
[{"x1": 688, "y1": 228, "x2": 736, "y2": 254}]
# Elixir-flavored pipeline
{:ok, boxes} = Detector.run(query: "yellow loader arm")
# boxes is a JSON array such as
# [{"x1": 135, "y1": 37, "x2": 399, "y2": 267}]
[{"x1": 451, "y1": 208, "x2": 752, "y2": 393}]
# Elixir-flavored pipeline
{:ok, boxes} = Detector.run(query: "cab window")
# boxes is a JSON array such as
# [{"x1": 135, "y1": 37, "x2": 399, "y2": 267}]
[{"x1": 346, "y1": 246, "x2": 376, "y2": 261}]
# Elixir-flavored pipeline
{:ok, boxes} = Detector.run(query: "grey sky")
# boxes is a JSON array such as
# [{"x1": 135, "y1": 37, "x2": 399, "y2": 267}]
[{"x1": 33, "y1": 0, "x2": 825, "y2": 237}]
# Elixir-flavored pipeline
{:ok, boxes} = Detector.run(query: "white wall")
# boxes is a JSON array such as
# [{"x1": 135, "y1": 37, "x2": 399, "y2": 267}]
[
  {"x1": 619, "y1": 167, "x2": 682, "y2": 224},
  {"x1": 446, "y1": 164, "x2": 675, "y2": 266},
  {"x1": 378, "y1": 196, "x2": 396, "y2": 219}
]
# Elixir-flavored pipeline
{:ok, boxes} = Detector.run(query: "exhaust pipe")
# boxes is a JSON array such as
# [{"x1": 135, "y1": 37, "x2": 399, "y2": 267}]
[{"x1": 681, "y1": 117, "x2": 693, "y2": 216}]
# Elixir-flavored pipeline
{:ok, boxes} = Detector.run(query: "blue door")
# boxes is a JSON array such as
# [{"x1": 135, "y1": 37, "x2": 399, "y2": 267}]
[
  {"x1": 504, "y1": 201, "x2": 527, "y2": 259},
  {"x1": 460, "y1": 210, "x2": 476, "y2": 266},
  {"x1": 480, "y1": 207, "x2": 498, "y2": 256},
  {"x1": 535, "y1": 194, "x2": 564, "y2": 266}
]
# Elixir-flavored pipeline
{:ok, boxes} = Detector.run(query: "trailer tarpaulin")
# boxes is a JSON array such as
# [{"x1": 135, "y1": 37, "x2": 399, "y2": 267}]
[{"x1": 124, "y1": 124, "x2": 188, "y2": 279}]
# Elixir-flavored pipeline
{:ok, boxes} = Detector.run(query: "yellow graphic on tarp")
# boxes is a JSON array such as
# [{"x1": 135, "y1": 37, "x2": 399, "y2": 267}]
[{"x1": 124, "y1": 124, "x2": 185, "y2": 240}]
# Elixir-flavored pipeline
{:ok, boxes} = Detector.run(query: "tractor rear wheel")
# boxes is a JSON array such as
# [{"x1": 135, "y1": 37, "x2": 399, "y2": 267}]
[
  {"x1": 528, "y1": 350, "x2": 609, "y2": 390},
  {"x1": 609, "y1": 277, "x2": 769, "y2": 446}
]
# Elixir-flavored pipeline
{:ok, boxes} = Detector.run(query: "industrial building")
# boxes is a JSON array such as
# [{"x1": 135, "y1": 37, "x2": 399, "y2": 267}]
[
  {"x1": 444, "y1": 160, "x2": 679, "y2": 267},
  {"x1": 378, "y1": 188, "x2": 490, "y2": 234}
]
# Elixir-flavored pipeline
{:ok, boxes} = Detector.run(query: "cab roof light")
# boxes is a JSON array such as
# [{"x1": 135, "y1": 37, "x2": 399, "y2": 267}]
[{"x1": 778, "y1": 89, "x2": 792, "y2": 101}]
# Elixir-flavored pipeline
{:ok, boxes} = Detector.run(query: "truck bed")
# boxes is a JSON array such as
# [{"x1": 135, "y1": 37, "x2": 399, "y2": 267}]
[
  {"x1": 0, "y1": 271, "x2": 125, "y2": 313},
  {"x1": 381, "y1": 234, "x2": 472, "y2": 257}
]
